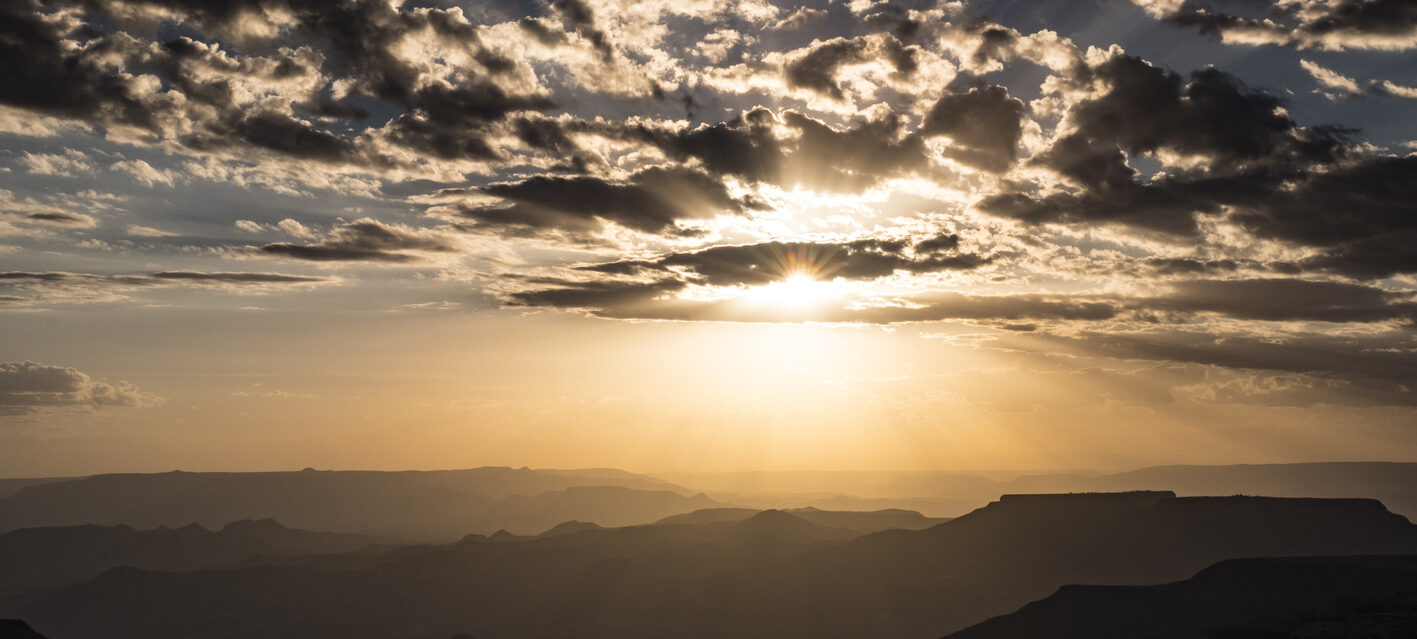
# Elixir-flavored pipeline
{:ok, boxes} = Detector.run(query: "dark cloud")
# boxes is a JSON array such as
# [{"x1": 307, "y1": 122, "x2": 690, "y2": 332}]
[
  {"x1": 146, "y1": 272, "x2": 326, "y2": 284},
  {"x1": 186, "y1": 111, "x2": 361, "y2": 162},
  {"x1": 505, "y1": 278, "x2": 1119, "y2": 324},
  {"x1": 502, "y1": 272, "x2": 1417, "y2": 327},
  {"x1": 0, "y1": 271, "x2": 325, "y2": 286},
  {"x1": 513, "y1": 117, "x2": 581, "y2": 157},
  {"x1": 1145, "y1": 258, "x2": 1243, "y2": 276},
  {"x1": 979, "y1": 53, "x2": 1352, "y2": 237},
  {"x1": 24, "y1": 212, "x2": 93, "y2": 226},
  {"x1": 1065, "y1": 329, "x2": 1417, "y2": 386},
  {"x1": 551, "y1": 0, "x2": 613, "y2": 60},
  {"x1": 505, "y1": 278, "x2": 686, "y2": 311},
  {"x1": 0, "y1": 271, "x2": 328, "y2": 306},
  {"x1": 0, "y1": 0, "x2": 170, "y2": 129},
  {"x1": 253, "y1": 219, "x2": 459, "y2": 262},
  {"x1": 781, "y1": 110, "x2": 927, "y2": 191},
  {"x1": 977, "y1": 174, "x2": 1213, "y2": 236},
  {"x1": 631, "y1": 111, "x2": 785, "y2": 183},
  {"x1": 858, "y1": 2, "x2": 923, "y2": 40},
  {"x1": 1157, "y1": 0, "x2": 1417, "y2": 51},
  {"x1": 840, "y1": 293, "x2": 1119, "y2": 324},
  {"x1": 0, "y1": 361, "x2": 159, "y2": 416},
  {"x1": 595, "y1": 107, "x2": 925, "y2": 192},
  {"x1": 382, "y1": 83, "x2": 553, "y2": 160},
  {"x1": 1068, "y1": 58, "x2": 1347, "y2": 171},
  {"x1": 0, "y1": 0, "x2": 552, "y2": 167},
  {"x1": 970, "y1": 26, "x2": 1018, "y2": 67},
  {"x1": 1232, "y1": 156, "x2": 1417, "y2": 278},
  {"x1": 517, "y1": 17, "x2": 567, "y2": 45},
  {"x1": 452, "y1": 167, "x2": 754, "y2": 237},
  {"x1": 1153, "y1": 279, "x2": 1417, "y2": 323},
  {"x1": 783, "y1": 35, "x2": 914, "y2": 99},
  {"x1": 785, "y1": 37, "x2": 871, "y2": 100},
  {"x1": 913, "y1": 232, "x2": 962, "y2": 253},
  {"x1": 921, "y1": 85, "x2": 1026, "y2": 172},
  {"x1": 580, "y1": 237, "x2": 988, "y2": 287}
]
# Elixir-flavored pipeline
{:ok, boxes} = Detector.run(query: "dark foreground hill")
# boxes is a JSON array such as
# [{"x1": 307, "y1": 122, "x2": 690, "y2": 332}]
[
  {"x1": 945, "y1": 555, "x2": 1417, "y2": 639},
  {"x1": 0, "y1": 468, "x2": 701, "y2": 541},
  {"x1": 685, "y1": 491, "x2": 1417, "y2": 638},
  {"x1": 0, "y1": 620, "x2": 46, "y2": 639},
  {"x1": 0, "y1": 519, "x2": 378, "y2": 597},
  {"x1": 4, "y1": 492, "x2": 1417, "y2": 639}
]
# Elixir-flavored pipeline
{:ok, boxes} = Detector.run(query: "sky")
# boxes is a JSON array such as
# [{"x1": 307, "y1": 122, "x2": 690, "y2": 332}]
[{"x1": 1, "y1": 0, "x2": 1416, "y2": 477}]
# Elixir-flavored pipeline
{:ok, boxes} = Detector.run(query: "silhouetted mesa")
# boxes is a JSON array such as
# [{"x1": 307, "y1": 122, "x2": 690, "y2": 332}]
[{"x1": 944, "y1": 555, "x2": 1417, "y2": 639}]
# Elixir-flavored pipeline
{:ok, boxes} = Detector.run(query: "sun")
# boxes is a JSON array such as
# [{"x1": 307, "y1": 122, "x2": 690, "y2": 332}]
[
  {"x1": 741, "y1": 271, "x2": 840, "y2": 309},
  {"x1": 775, "y1": 272, "x2": 823, "y2": 303}
]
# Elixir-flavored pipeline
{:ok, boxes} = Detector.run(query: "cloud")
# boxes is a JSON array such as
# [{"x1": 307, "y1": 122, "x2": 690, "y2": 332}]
[
  {"x1": 0, "y1": 361, "x2": 161, "y2": 416},
  {"x1": 506, "y1": 280, "x2": 1119, "y2": 324},
  {"x1": 1054, "y1": 329, "x2": 1417, "y2": 396},
  {"x1": 978, "y1": 52, "x2": 1352, "y2": 237},
  {"x1": 0, "y1": 0, "x2": 553, "y2": 178},
  {"x1": 771, "y1": 7, "x2": 827, "y2": 30},
  {"x1": 0, "y1": 1, "x2": 170, "y2": 129},
  {"x1": 19, "y1": 150, "x2": 96, "y2": 176},
  {"x1": 125, "y1": 225, "x2": 178, "y2": 237},
  {"x1": 921, "y1": 85, "x2": 1027, "y2": 172},
  {"x1": 1300, "y1": 59, "x2": 1417, "y2": 100},
  {"x1": 250, "y1": 218, "x2": 462, "y2": 262},
  {"x1": 1231, "y1": 156, "x2": 1417, "y2": 278},
  {"x1": 0, "y1": 270, "x2": 328, "y2": 306},
  {"x1": 1138, "y1": 0, "x2": 1417, "y2": 50},
  {"x1": 579, "y1": 236, "x2": 988, "y2": 287},
  {"x1": 502, "y1": 270, "x2": 1417, "y2": 327},
  {"x1": 782, "y1": 35, "x2": 915, "y2": 100},
  {"x1": 1153, "y1": 279, "x2": 1417, "y2": 323},
  {"x1": 552, "y1": 0, "x2": 614, "y2": 61},
  {"x1": 24, "y1": 212, "x2": 95, "y2": 227},
  {"x1": 110, "y1": 160, "x2": 177, "y2": 187},
  {"x1": 446, "y1": 167, "x2": 755, "y2": 237},
  {"x1": 593, "y1": 107, "x2": 928, "y2": 192}
]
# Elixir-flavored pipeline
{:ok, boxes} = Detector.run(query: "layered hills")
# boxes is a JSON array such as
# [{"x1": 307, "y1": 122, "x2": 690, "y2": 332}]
[
  {"x1": 0, "y1": 519, "x2": 377, "y2": 597},
  {"x1": 3, "y1": 491, "x2": 1414, "y2": 639}
]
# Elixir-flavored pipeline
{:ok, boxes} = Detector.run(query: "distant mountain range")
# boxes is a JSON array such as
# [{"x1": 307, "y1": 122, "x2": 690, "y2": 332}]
[
  {"x1": 8, "y1": 462, "x2": 1415, "y2": 538},
  {"x1": 653, "y1": 506, "x2": 949, "y2": 533},
  {"x1": 665, "y1": 462, "x2": 1417, "y2": 521},
  {"x1": 944, "y1": 555, "x2": 1417, "y2": 639},
  {"x1": 4, "y1": 491, "x2": 1414, "y2": 639},
  {"x1": 0, "y1": 467, "x2": 706, "y2": 541}
]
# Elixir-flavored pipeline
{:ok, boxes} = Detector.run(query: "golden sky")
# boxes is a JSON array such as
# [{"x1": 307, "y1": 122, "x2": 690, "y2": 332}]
[{"x1": 2, "y1": 0, "x2": 1416, "y2": 476}]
